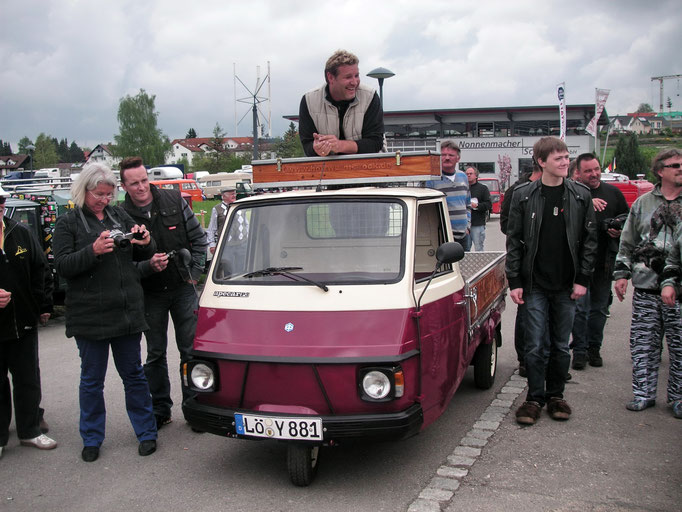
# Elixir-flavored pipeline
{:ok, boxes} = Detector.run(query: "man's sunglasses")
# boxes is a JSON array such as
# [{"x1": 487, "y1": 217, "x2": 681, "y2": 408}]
[{"x1": 663, "y1": 163, "x2": 682, "y2": 169}]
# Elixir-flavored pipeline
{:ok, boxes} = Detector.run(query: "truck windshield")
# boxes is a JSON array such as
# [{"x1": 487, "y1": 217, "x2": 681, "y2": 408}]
[{"x1": 213, "y1": 198, "x2": 406, "y2": 285}]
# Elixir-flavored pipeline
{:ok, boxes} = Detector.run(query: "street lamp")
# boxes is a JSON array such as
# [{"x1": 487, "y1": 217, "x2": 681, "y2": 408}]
[
  {"x1": 366, "y1": 67, "x2": 395, "y2": 109},
  {"x1": 26, "y1": 144, "x2": 35, "y2": 172}
]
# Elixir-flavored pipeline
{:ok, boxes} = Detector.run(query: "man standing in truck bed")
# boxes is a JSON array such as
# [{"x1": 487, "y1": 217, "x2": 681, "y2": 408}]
[
  {"x1": 298, "y1": 49, "x2": 384, "y2": 157},
  {"x1": 506, "y1": 137, "x2": 597, "y2": 426}
]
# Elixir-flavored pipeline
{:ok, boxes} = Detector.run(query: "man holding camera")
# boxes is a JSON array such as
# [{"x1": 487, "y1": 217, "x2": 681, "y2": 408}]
[
  {"x1": 614, "y1": 148, "x2": 682, "y2": 416},
  {"x1": 570, "y1": 153, "x2": 629, "y2": 370},
  {"x1": 120, "y1": 157, "x2": 207, "y2": 429}
]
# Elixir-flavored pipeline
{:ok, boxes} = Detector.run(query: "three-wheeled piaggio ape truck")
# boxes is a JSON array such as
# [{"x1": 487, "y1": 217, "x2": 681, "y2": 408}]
[{"x1": 182, "y1": 152, "x2": 507, "y2": 486}]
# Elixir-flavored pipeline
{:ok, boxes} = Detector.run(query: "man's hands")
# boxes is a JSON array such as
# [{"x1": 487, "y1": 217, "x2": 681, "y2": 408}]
[
  {"x1": 39, "y1": 313, "x2": 50, "y2": 325},
  {"x1": 510, "y1": 288, "x2": 524, "y2": 305},
  {"x1": 312, "y1": 133, "x2": 357, "y2": 156},
  {"x1": 614, "y1": 278, "x2": 628, "y2": 302},
  {"x1": 150, "y1": 253, "x2": 169, "y2": 273},
  {"x1": 570, "y1": 283, "x2": 587, "y2": 300},
  {"x1": 592, "y1": 197, "x2": 607, "y2": 212},
  {"x1": 661, "y1": 285, "x2": 677, "y2": 306},
  {"x1": 0, "y1": 288, "x2": 11, "y2": 308},
  {"x1": 130, "y1": 224, "x2": 151, "y2": 246}
]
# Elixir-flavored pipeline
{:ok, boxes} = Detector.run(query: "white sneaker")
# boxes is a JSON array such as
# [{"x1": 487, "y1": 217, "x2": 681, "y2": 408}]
[{"x1": 19, "y1": 434, "x2": 57, "y2": 450}]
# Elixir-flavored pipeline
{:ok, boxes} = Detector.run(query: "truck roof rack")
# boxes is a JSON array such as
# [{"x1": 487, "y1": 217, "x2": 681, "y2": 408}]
[{"x1": 251, "y1": 151, "x2": 441, "y2": 189}]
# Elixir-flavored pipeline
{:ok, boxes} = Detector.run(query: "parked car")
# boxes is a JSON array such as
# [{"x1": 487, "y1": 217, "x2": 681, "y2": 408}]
[
  {"x1": 150, "y1": 179, "x2": 204, "y2": 203},
  {"x1": 601, "y1": 173, "x2": 654, "y2": 207},
  {"x1": 478, "y1": 176, "x2": 503, "y2": 214}
]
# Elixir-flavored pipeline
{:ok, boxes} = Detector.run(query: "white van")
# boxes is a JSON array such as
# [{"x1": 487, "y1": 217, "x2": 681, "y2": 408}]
[
  {"x1": 147, "y1": 166, "x2": 183, "y2": 180},
  {"x1": 198, "y1": 172, "x2": 253, "y2": 199}
]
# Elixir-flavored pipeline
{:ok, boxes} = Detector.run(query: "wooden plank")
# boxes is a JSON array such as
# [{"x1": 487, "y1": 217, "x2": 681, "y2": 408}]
[{"x1": 252, "y1": 152, "x2": 441, "y2": 184}]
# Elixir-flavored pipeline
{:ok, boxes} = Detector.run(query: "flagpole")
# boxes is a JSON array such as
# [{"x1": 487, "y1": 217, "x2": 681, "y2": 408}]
[{"x1": 594, "y1": 88, "x2": 599, "y2": 155}]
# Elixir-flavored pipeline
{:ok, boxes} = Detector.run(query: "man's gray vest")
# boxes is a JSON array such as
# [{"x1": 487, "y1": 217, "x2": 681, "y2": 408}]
[{"x1": 304, "y1": 83, "x2": 375, "y2": 141}]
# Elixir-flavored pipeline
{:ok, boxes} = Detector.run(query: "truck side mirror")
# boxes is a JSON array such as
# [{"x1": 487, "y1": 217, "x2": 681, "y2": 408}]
[{"x1": 436, "y1": 242, "x2": 465, "y2": 265}]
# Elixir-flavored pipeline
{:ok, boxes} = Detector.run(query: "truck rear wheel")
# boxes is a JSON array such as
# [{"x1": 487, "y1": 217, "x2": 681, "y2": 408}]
[
  {"x1": 473, "y1": 330, "x2": 499, "y2": 389},
  {"x1": 287, "y1": 444, "x2": 320, "y2": 487}
]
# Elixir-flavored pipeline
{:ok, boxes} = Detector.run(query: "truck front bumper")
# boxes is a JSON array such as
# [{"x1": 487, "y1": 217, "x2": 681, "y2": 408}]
[{"x1": 182, "y1": 399, "x2": 423, "y2": 443}]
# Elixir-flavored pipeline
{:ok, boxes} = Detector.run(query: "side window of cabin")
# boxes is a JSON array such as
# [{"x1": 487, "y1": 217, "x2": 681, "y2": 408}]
[{"x1": 414, "y1": 202, "x2": 451, "y2": 282}]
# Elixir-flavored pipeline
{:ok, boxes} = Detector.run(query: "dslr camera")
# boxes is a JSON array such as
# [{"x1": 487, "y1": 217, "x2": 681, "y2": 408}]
[
  {"x1": 109, "y1": 229, "x2": 144, "y2": 249},
  {"x1": 601, "y1": 213, "x2": 628, "y2": 232}
]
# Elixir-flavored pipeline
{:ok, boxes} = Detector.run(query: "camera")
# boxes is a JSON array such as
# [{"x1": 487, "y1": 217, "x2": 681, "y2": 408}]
[
  {"x1": 600, "y1": 213, "x2": 628, "y2": 232},
  {"x1": 109, "y1": 229, "x2": 144, "y2": 249},
  {"x1": 632, "y1": 242, "x2": 666, "y2": 274}
]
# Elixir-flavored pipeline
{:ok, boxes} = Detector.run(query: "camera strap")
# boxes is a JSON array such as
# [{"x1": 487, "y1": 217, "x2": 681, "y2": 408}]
[{"x1": 77, "y1": 206, "x2": 122, "y2": 234}]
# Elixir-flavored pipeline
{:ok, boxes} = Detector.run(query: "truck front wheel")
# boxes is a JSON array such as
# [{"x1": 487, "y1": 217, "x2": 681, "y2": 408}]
[
  {"x1": 473, "y1": 330, "x2": 499, "y2": 389},
  {"x1": 287, "y1": 444, "x2": 320, "y2": 486}
]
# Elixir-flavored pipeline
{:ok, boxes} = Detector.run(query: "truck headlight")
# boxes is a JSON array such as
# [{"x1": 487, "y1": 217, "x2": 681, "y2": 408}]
[
  {"x1": 359, "y1": 366, "x2": 404, "y2": 402},
  {"x1": 183, "y1": 361, "x2": 217, "y2": 392}
]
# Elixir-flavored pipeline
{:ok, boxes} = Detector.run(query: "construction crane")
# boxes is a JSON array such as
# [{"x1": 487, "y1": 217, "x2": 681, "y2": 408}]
[{"x1": 650, "y1": 74, "x2": 681, "y2": 112}]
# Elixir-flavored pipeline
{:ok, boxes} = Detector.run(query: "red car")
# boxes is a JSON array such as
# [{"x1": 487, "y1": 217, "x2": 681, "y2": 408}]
[
  {"x1": 600, "y1": 173, "x2": 654, "y2": 207},
  {"x1": 478, "y1": 176, "x2": 503, "y2": 214}
]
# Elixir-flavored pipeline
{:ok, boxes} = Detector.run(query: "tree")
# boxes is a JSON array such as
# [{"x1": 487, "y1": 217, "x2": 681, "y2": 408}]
[
  {"x1": 69, "y1": 141, "x2": 85, "y2": 162},
  {"x1": 613, "y1": 133, "x2": 646, "y2": 179},
  {"x1": 666, "y1": 97, "x2": 673, "y2": 112},
  {"x1": 186, "y1": 128, "x2": 197, "y2": 139},
  {"x1": 57, "y1": 138, "x2": 70, "y2": 162},
  {"x1": 33, "y1": 133, "x2": 59, "y2": 169},
  {"x1": 274, "y1": 122, "x2": 304, "y2": 158},
  {"x1": 18, "y1": 136, "x2": 33, "y2": 154},
  {"x1": 114, "y1": 88, "x2": 171, "y2": 166},
  {"x1": 0, "y1": 140, "x2": 12, "y2": 156},
  {"x1": 635, "y1": 103, "x2": 654, "y2": 113}
]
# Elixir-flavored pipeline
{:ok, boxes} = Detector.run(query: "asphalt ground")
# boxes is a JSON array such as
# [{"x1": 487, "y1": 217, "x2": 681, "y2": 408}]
[{"x1": 1, "y1": 215, "x2": 680, "y2": 511}]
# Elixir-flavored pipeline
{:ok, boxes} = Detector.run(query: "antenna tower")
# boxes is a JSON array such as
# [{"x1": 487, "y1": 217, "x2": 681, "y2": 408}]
[{"x1": 234, "y1": 62, "x2": 272, "y2": 159}]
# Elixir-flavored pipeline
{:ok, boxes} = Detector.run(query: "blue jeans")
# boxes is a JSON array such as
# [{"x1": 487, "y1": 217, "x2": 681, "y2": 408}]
[
  {"x1": 143, "y1": 283, "x2": 198, "y2": 418},
  {"x1": 76, "y1": 334, "x2": 157, "y2": 447},
  {"x1": 470, "y1": 225, "x2": 486, "y2": 252},
  {"x1": 571, "y1": 275, "x2": 612, "y2": 355},
  {"x1": 524, "y1": 287, "x2": 576, "y2": 406}
]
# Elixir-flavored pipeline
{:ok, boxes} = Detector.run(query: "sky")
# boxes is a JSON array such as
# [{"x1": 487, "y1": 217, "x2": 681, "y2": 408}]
[{"x1": 1, "y1": 0, "x2": 681, "y2": 151}]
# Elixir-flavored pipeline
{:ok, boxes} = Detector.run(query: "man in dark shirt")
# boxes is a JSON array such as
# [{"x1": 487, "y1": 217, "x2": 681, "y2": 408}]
[
  {"x1": 570, "y1": 153, "x2": 629, "y2": 370},
  {"x1": 298, "y1": 50, "x2": 384, "y2": 157},
  {"x1": 465, "y1": 166, "x2": 492, "y2": 251},
  {"x1": 506, "y1": 137, "x2": 597, "y2": 426}
]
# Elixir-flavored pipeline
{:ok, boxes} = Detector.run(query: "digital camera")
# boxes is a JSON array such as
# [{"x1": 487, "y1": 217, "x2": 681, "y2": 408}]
[{"x1": 109, "y1": 229, "x2": 144, "y2": 249}]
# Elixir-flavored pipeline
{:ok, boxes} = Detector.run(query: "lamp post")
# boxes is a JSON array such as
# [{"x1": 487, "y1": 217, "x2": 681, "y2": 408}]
[
  {"x1": 26, "y1": 144, "x2": 35, "y2": 172},
  {"x1": 366, "y1": 67, "x2": 395, "y2": 109}
]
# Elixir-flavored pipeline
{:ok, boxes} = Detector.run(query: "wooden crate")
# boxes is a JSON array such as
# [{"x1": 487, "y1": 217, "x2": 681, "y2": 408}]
[{"x1": 252, "y1": 151, "x2": 441, "y2": 188}]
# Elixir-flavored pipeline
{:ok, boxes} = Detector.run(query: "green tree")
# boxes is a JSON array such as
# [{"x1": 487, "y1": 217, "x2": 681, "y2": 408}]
[
  {"x1": 0, "y1": 140, "x2": 12, "y2": 156},
  {"x1": 176, "y1": 155, "x2": 191, "y2": 173},
  {"x1": 114, "y1": 88, "x2": 171, "y2": 166},
  {"x1": 18, "y1": 136, "x2": 33, "y2": 154},
  {"x1": 186, "y1": 128, "x2": 197, "y2": 139},
  {"x1": 274, "y1": 122, "x2": 304, "y2": 158},
  {"x1": 69, "y1": 141, "x2": 85, "y2": 162},
  {"x1": 613, "y1": 134, "x2": 646, "y2": 178},
  {"x1": 33, "y1": 133, "x2": 59, "y2": 169},
  {"x1": 666, "y1": 97, "x2": 673, "y2": 111},
  {"x1": 57, "y1": 138, "x2": 70, "y2": 162},
  {"x1": 635, "y1": 103, "x2": 654, "y2": 113}
]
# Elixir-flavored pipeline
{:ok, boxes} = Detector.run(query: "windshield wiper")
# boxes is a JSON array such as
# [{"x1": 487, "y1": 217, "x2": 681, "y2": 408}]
[{"x1": 242, "y1": 267, "x2": 329, "y2": 292}]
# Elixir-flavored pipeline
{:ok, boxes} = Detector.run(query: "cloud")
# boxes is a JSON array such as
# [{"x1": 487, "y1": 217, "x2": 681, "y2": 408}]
[{"x1": 1, "y1": 0, "x2": 680, "y2": 151}]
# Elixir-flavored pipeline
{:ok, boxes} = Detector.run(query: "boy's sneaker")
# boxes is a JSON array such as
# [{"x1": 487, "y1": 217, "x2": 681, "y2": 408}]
[
  {"x1": 571, "y1": 353, "x2": 587, "y2": 370},
  {"x1": 516, "y1": 401, "x2": 542, "y2": 425},
  {"x1": 588, "y1": 348, "x2": 603, "y2": 367},
  {"x1": 671, "y1": 400, "x2": 682, "y2": 419},
  {"x1": 547, "y1": 397, "x2": 572, "y2": 420},
  {"x1": 625, "y1": 399, "x2": 655, "y2": 411}
]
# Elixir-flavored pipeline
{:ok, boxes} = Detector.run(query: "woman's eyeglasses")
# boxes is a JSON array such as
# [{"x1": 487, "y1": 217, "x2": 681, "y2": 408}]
[{"x1": 88, "y1": 191, "x2": 115, "y2": 201}]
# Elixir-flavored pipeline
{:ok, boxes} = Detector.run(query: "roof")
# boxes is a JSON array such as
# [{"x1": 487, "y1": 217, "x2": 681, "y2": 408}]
[
  {"x1": 0, "y1": 154, "x2": 30, "y2": 170},
  {"x1": 171, "y1": 137, "x2": 255, "y2": 152},
  {"x1": 236, "y1": 186, "x2": 444, "y2": 204}
]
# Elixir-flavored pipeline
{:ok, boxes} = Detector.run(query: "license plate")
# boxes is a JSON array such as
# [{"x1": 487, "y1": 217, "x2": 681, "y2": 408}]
[{"x1": 234, "y1": 413, "x2": 323, "y2": 440}]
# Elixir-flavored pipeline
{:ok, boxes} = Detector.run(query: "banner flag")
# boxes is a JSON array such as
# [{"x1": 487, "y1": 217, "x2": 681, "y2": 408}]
[
  {"x1": 586, "y1": 88, "x2": 610, "y2": 137},
  {"x1": 557, "y1": 83, "x2": 566, "y2": 140}
]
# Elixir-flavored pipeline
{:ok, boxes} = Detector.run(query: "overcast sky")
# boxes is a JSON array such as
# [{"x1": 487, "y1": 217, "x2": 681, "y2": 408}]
[{"x1": 1, "y1": 0, "x2": 680, "y2": 151}]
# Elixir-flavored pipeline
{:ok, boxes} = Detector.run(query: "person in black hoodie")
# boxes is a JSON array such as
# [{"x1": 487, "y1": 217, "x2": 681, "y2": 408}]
[
  {"x1": 0, "y1": 186, "x2": 57, "y2": 458},
  {"x1": 53, "y1": 164, "x2": 158, "y2": 462}
]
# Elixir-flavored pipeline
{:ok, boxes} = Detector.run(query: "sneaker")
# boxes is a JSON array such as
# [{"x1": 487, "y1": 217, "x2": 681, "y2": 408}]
[
  {"x1": 19, "y1": 434, "x2": 57, "y2": 450},
  {"x1": 671, "y1": 400, "x2": 682, "y2": 419},
  {"x1": 81, "y1": 446, "x2": 99, "y2": 462},
  {"x1": 571, "y1": 352, "x2": 587, "y2": 370},
  {"x1": 516, "y1": 401, "x2": 542, "y2": 425},
  {"x1": 588, "y1": 348, "x2": 603, "y2": 367},
  {"x1": 518, "y1": 364, "x2": 527, "y2": 378},
  {"x1": 155, "y1": 415, "x2": 172, "y2": 430},
  {"x1": 547, "y1": 397, "x2": 572, "y2": 420},
  {"x1": 625, "y1": 399, "x2": 655, "y2": 411},
  {"x1": 138, "y1": 440, "x2": 157, "y2": 456}
]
